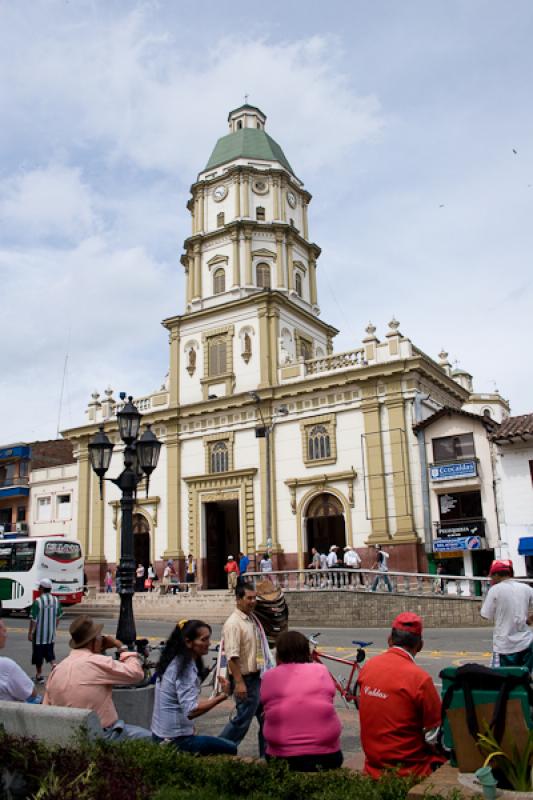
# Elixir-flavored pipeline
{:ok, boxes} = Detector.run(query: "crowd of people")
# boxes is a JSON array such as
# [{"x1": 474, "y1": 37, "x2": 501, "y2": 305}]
[{"x1": 1, "y1": 558, "x2": 532, "y2": 778}]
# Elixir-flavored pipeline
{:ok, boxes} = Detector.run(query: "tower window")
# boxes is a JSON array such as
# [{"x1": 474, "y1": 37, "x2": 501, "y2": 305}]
[
  {"x1": 256, "y1": 206, "x2": 265, "y2": 221},
  {"x1": 294, "y1": 272, "x2": 302, "y2": 298},
  {"x1": 237, "y1": 120, "x2": 242, "y2": 129},
  {"x1": 256, "y1": 263, "x2": 271, "y2": 289},
  {"x1": 217, "y1": 212, "x2": 225, "y2": 227},
  {"x1": 211, "y1": 441, "x2": 229, "y2": 473},
  {"x1": 257, "y1": 122, "x2": 260, "y2": 129},
  {"x1": 208, "y1": 336, "x2": 227, "y2": 376},
  {"x1": 213, "y1": 268, "x2": 225, "y2": 295}
]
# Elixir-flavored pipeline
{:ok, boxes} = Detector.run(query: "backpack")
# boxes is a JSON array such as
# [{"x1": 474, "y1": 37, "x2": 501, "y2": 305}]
[{"x1": 439, "y1": 663, "x2": 533, "y2": 770}]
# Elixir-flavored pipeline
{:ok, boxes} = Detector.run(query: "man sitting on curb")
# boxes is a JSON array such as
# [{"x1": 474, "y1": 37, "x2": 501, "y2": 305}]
[
  {"x1": 357, "y1": 612, "x2": 446, "y2": 778},
  {"x1": 0, "y1": 619, "x2": 40, "y2": 703},
  {"x1": 44, "y1": 615, "x2": 151, "y2": 741}
]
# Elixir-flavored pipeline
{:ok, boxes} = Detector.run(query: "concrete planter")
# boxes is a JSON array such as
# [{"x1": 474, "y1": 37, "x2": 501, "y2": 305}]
[{"x1": 459, "y1": 772, "x2": 533, "y2": 798}]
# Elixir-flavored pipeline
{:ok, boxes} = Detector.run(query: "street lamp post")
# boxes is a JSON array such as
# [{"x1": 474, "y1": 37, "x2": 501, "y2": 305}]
[
  {"x1": 249, "y1": 393, "x2": 288, "y2": 552},
  {"x1": 88, "y1": 396, "x2": 161, "y2": 647}
]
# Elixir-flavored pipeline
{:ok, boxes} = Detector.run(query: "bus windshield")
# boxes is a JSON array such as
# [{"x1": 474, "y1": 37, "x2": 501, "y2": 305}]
[
  {"x1": 0, "y1": 541, "x2": 37, "y2": 572},
  {"x1": 44, "y1": 541, "x2": 82, "y2": 562}
]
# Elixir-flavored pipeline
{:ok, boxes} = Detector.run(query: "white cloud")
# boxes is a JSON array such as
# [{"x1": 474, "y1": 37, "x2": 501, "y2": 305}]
[{"x1": 0, "y1": 165, "x2": 99, "y2": 242}]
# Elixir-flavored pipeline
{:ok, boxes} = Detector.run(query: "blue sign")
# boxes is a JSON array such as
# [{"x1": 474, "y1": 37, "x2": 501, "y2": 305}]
[
  {"x1": 433, "y1": 535, "x2": 482, "y2": 552},
  {"x1": 430, "y1": 461, "x2": 477, "y2": 481}
]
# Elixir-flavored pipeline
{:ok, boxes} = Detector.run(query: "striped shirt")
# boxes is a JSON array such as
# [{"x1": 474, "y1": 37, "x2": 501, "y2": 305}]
[{"x1": 30, "y1": 593, "x2": 62, "y2": 645}]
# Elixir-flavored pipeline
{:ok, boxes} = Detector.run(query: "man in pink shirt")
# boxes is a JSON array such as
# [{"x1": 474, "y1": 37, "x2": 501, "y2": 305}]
[{"x1": 44, "y1": 615, "x2": 151, "y2": 741}]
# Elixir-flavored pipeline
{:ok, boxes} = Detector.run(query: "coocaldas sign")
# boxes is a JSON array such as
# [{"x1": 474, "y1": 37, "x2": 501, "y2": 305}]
[{"x1": 430, "y1": 461, "x2": 477, "y2": 481}]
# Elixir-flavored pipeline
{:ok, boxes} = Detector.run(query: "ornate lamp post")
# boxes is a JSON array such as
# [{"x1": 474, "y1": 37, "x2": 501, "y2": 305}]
[
  {"x1": 249, "y1": 392, "x2": 288, "y2": 552},
  {"x1": 88, "y1": 396, "x2": 161, "y2": 647}
]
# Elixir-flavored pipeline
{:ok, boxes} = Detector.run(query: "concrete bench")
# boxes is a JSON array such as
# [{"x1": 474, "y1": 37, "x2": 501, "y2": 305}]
[{"x1": 0, "y1": 700, "x2": 103, "y2": 744}]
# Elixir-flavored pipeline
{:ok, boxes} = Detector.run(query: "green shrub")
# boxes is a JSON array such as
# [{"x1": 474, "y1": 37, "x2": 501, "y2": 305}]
[{"x1": 0, "y1": 731, "x2": 465, "y2": 800}]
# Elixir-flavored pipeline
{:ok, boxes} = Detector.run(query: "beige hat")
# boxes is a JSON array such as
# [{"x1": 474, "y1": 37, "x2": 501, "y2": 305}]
[
  {"x1": 69, "y1": 615, "x2": 103, "y2": 649},
  {"x1": 256, "y1": 578, "x2": 281, "y2": 599}
]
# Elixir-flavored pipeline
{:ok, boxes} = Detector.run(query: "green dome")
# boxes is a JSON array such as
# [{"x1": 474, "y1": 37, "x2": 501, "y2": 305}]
[{"x1": 205, "y1": 128, "x2": 294, "y2": 175}]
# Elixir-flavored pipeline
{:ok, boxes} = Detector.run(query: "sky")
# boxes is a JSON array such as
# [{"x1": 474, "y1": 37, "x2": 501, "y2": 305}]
[{"x1": 1, "y1": 0, "x2": 532, "y2": 443}]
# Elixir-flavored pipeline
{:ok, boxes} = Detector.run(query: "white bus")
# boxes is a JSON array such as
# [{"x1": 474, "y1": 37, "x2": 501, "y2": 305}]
[{"x1": 0, "y1": 536, "x2": 84, "y2": 613}]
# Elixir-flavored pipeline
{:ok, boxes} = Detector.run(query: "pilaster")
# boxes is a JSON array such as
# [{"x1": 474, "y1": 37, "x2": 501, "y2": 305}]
[
  {"x1": 302, "y1": 201, "x2": 309, "y2": 239},
  {"x1": 362, "y1": 385, "x2": 390, "y2": 542},
  {"x1": 309, "y1": 257, "x2": 317, "y2": 306},
  {"x1": 233, "y1": 174, "x2": 241, "y2": 218},
  {"x1": 273, "y1": 177, "x2": 280, "y2": 220},
  {"x1": 257, "y1": 306, "x2": 270, "y2": 388},
  {"x1": 168, "y1": 326, "x2": 180, "y2": 407},
  {"x1": 163, "y1": 425, "x2": 182, "y2": 560},
  {"x1": 193, "y1": 243, "x2": 201, "y2": 299},
  {"x1": 231, "y1": 230, "x2": 241, "y2": 287},
  {"x1": 87, "y1": 468, "x2": 105, "y2": 562},
  {"x1": 286, "y1": 235, "x2": 294, "y2": 291},
  {"x1": 77, "y1": 446, "x2": 91, "y2": 557},
  {"x1": 242, "y1": 174, "x2": 250, "y2": 218},
  {"x1": 275, "y1": 231, "x2": 284, "y2": 287},
  {"x1": 244, "y1": 229, "x2": 253, "y2": 285},
  {"x1": 385, "y1": 382, "x2": 418, "y2": 543}
]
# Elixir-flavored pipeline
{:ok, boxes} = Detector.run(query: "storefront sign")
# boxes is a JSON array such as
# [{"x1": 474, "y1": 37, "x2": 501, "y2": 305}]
[
  {"x1": 430, "y1": 461, "x2": 477, "y2": 481},
  {"x1": 433, "y1": 535, "x2": 482, "y2": 552},
  {"x1": 437, "y1": 520, "x2": 485, "y2": 538}
]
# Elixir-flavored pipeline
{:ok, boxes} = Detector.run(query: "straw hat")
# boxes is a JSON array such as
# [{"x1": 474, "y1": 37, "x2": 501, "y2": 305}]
[
  {"x1": 256, "y1": 578, "x2": 281, "y2": 599},
  {"x1": 69, "y1": 616, "x2": 103, "y2": 649}
]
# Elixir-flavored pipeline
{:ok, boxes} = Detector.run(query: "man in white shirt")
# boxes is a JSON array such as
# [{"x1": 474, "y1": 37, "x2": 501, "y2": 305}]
[
  {"x1": 344, "y1": 546, "x2": 365, "y2": 587},
  {"x1": 480, "y1": 559, "x2": 533, "y2": 671},
  {"x1": 326, "y1": 545, "x2": 338, "y2": 568},
  {"x1": 0, "y1": 619, "x2": 38, "y2": 702}
]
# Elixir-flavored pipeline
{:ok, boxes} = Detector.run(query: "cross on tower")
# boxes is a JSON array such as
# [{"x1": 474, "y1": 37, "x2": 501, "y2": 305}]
[{"x1": 244, "y1": 93, "x2": 249, "y2": 104}]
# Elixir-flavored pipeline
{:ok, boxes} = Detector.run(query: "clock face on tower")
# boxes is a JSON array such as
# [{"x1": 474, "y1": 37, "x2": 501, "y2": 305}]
[
  {"x1": 287, "y1": 191, "x2": 297, "y2": 208},
  {"x1": 213, "y1": 185, "x2": 227, "y2": 202}
]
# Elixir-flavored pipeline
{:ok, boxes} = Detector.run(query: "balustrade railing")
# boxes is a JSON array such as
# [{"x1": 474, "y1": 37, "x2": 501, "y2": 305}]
[
  {"x1": 245, "y1": 568, "x2": 500, "y2": 598},
  {"x1": 305, "y1": 348, "x2": 366, "y2": 376}
]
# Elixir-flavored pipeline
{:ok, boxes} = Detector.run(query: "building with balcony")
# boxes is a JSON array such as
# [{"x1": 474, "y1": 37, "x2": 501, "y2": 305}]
[
  {"x1": 62, "y1": 105, "x2": 511, "y2": 589},
  {"x1": 0, "y1": 440, "x2": 74, "y2": 535}
]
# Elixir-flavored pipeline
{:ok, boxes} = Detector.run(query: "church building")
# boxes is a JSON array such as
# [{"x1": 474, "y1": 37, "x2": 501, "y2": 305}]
[{"x1": 63, "y1": 105, "x2": 509, "y2": 589}]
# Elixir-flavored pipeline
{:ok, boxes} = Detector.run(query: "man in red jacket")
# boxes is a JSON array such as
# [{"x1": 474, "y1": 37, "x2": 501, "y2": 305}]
[{"x1": 357, "y1": 612, "x2": 445, "y2": 778}]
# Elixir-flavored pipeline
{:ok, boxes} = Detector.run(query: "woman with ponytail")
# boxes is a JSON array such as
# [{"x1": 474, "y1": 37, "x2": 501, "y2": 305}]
[{"x1": 151, "y1": 619, "x2": 237, "y2": 755}]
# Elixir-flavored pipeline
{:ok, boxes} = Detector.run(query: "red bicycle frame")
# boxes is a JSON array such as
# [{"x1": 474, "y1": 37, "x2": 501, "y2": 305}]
[{"x1": 309, "y1": 634, "x2": 371, "y2": 706}]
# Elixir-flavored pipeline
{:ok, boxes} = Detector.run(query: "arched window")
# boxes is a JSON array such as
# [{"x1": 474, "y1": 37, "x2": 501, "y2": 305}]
[
  {"x1": 308, "y1": 425, "x2": 331, "y2": 461},
  {"x1": 294, "y1": 272, "x2": 302, "y2": 297},
  {"x1": 208, "y1": 336, "x2": 227, "y2": 376},
  {"x1": 213, "y1": 268, "x2": 225, "y2": 295},
  {"x1": 211, "y1": 441, "x2": 229, "y2": 473},
  {"x1": 256, "y1": 263, "x2": 271, "y2": 289},
  {"x1": 256, "y1": 206, "x2": 265, "y2": 221},
  {"x1": 217, "y1": 212, "x2": 225, "y2": 227}
]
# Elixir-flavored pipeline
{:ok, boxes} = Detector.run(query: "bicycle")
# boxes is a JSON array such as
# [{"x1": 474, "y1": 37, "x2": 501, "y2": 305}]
[{"x1": 308, "y1": 632, "x2": 372, "y2": 707}]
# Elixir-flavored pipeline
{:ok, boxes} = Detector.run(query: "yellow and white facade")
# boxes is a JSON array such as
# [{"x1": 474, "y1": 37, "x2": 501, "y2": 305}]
[{"x1": 63, "y1": 105, "x2": 509, "y2": 588}]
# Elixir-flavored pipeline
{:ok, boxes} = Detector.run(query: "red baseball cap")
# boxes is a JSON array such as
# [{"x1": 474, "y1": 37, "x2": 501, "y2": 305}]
[
  {"x1": 391, "y1": 612, "x2": 423, "y2": 636},
  {"x1": 489, "y1": 560, "x2": 514, "y2": 576}
]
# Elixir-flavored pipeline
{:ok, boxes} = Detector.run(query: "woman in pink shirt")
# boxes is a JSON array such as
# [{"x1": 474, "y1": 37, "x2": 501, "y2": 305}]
[{"x1": 260, "y1": 630, "x2": 343, "y2": 772}]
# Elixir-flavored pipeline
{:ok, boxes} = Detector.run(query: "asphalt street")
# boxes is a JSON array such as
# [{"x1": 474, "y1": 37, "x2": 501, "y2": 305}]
[{"x1": 2, "y1": 612, "x2": 493, "y2": 759}]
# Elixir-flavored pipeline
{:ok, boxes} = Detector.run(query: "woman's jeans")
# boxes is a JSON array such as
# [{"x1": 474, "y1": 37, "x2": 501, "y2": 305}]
[{"x1": 152, "y1": 733, "x2": 237, "y2": 755}]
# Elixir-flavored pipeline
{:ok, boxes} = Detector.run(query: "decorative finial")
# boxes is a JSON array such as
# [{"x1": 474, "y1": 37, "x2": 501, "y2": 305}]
[
  {"x1": 91, "y1": 390, "x2": 100, "y2": 401},
  {"x1": 388, "y1": 316, "x2": 400, "y2": 332},
  {"x1": 244, "y1": 93, "x2": 249, "y2": 104},
  {"x1": 104, "y1": 386, "x2": 114, "y2": 398},
  {"x1": 438, "y1": 350, "x2": 449, "y2": 363},
  {"x1": 365, "y1": 321, "x2": 376, "y2": 336}
]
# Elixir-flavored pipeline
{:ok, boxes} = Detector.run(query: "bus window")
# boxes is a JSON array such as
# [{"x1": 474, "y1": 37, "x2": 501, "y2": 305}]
[
  {"x1": 44, "y1": 541, "x2": 82, "y2": 562},
  {"x1": 13, "y1": 542, "x2": 36, "y2": 571},
  {"x1": 0, "y1": 545, "x2": 12, "y2": 571}
]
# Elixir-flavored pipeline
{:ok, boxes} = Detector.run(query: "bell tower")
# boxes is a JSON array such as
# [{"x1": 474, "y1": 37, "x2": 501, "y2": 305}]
[{"x1": 181, "y1": 104, "x2": 320, "y2": 315}]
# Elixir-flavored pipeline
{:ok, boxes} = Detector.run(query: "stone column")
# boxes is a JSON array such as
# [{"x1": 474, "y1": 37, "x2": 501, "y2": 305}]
[
  {"x1": 77, "y1": 445, "x2": 91, "y2": 557},
  {"x1": 163, "y1": 425, "x2": 182, "y2": 561},
  {"x1": 198, "y1": 189, "x2": 204, "y2": 233},
  {"x1": 242, "y1": 174, "x2": 250, "y2": 218},
  {"x1": 193, "y1": 243, "x2": 201, "y2": 299},
  {"x1": 309, "y1": 257, "x2": 318, "y2": 306},
  {"x1": 233, "y1": 174, "x2": 241, "y2": 218},
  {"x1": 244, "y1": 229, "x2": 253, "y2": 285},
  {"x1": 273, "y1": 177, "x2": 280, "y2": 220},
  {"x1": 362, "y1": 385, "x2": 390, "y2": 543},
  {"x1": 168, "y1": 326, "x2": 180, "y2": 408},
  {"x1": 385, "y1": 384, "x2": 417, "y2": 542},
  {"x1": 275, "y1": 232, "x2": 284, "y2": 288},
  {"x1": 286, "y1": 236, "x2": 294, "y2": 291},
  {"x1": 231, "y1": 230, "x2": 241, "y2": 287},
  {"x1": 86, "y1": 469, "x2": 105, "y2": 581},
  {"x1": 302, "y1": 201, "x2": 309, "y2": 239}
]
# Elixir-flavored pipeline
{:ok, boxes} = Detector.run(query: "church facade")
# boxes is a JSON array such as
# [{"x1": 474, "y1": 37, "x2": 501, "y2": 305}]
[{"x1": 63, "y1": 105, "x2": 509, "y2": 589}]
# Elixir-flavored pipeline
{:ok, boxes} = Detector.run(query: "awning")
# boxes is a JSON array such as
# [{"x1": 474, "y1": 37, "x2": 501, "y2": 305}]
[{"x1": 518, "y1": 537, "x2": 533, "y2": 556}]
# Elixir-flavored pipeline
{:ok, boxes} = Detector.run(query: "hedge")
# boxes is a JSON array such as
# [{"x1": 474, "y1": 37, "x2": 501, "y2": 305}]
[{"x1": 0, "y1": 732, "x2": 464, "y2": 800}]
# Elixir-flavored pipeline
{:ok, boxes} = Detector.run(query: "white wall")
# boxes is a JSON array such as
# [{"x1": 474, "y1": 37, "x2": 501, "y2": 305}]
[
  {"x1": 495, "y1": 442, "x2": 533, "y2": 576},
  {"x1": 30, "y1": 464, "x2": 78, "y2": 539}
]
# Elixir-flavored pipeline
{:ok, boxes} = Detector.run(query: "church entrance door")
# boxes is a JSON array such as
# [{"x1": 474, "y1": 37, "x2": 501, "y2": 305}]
[
  {"x1": 133, "y1": 513, "x2": 151, "y2": 575},
  {"x1": 305, "y1": 493, "x2": 346, "y2": 562},
  {"x1": 204, "y1": 500, "x2": 240, "y2": 590}
]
